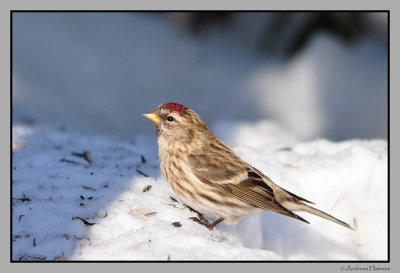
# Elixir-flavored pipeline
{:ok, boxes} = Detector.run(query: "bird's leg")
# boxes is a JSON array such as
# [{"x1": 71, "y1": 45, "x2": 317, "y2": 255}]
[
  {"x1": 184, "y1": 203, "x2": 223, "y2": 230},
  {"x1": 189, "y1": 217, "x2": 224, "y2": 230},
  {"x1": 207, "y1": 218, "x2": 224, "y2": 230},
  {"x1": 189, "y1": 215, "x2": 224, "y2": 230},
  {"x1": 189, "y1": 216, "x2": 211, "y2": 228},
  {"x1": 185, "y1": 205, "x2": 212, "y2": 227},
  {"x1": 169, "y1": 197, "x2": 212, "y2": 228}
]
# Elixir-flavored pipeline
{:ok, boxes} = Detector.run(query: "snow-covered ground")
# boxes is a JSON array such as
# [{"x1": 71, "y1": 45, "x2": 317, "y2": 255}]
[{"x1": 12, "y1": 122, "x2": 388, "y2": 261}]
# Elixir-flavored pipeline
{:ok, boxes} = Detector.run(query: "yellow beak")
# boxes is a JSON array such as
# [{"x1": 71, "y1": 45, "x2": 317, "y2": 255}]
[{"x1": 143, "y1": 112, "x2": 161, "y2": 125}]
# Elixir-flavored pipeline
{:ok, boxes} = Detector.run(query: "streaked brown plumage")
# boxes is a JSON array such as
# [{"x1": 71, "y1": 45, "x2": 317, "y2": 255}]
[{"x1": 143, "y1": 102, "x2": 353, "y2": 230}]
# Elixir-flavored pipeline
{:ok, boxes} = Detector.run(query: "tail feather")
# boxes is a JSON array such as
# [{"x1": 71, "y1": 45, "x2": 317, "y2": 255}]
[
  {"x1": 283, "y1": 189, "x2": 315, "y2": 205},
  {"x1": 299, "y1": 204, "x2": 354, "y2": 230}
]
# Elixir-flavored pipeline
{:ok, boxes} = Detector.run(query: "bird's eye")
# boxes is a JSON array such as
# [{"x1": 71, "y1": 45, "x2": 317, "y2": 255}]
[{"x1": 167, "y1": 116, "x2": 174, "y2": 122}]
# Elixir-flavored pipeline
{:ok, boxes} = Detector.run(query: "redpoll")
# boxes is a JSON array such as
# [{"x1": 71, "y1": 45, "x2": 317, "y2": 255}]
[{"x1": 143, "y1": 103, "x2": 353, "y2": 230}]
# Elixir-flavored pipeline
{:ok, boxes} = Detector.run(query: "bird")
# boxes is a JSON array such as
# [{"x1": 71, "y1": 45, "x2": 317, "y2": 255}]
[{"x1": 143, "y1": 102, "x2": 353, "y2": 230}]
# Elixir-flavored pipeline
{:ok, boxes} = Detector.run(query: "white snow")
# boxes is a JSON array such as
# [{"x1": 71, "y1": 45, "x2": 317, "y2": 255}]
[{"x1": 12, "y1": 122, "x2": 387, "y2": 261}]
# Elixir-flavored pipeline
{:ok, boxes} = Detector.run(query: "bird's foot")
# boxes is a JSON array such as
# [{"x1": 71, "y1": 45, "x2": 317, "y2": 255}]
[
  {"x1": 184, "y1": 203, "x2": 224, "y2": 230},
  {"x1": 189, "y1": 216, "x2": 210, "y2": 228},
  {"x1": 189, "y1": 216, "x2": 224, "y2": 230},
  {"x1": 207, "y1": 218, "x2": 224, "y2": 230}
]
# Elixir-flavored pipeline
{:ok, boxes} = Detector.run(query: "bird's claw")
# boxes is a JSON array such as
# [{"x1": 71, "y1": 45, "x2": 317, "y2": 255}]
[
  {"x1": 188, "y1": 216, "x2": 224, "y2": 230},
  {"x1": 189, "y1": 216, "x2": 215, "y2": 230}
]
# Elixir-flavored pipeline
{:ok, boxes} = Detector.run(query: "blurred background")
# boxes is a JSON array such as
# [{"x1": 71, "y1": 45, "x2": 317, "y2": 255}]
[{"x1": 12, "y1": 12, "x2": 388, "y2": 142}]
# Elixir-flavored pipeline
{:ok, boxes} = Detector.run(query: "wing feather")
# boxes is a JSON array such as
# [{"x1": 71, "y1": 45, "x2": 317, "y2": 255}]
[{"x1": 187, "y1": 152, "x2": 309, "y2": 224}]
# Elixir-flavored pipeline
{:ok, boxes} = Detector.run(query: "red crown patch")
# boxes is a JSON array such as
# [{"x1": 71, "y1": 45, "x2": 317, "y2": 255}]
[{"x1": 162, "y1": 103, "x2": 188, "y2": 114}]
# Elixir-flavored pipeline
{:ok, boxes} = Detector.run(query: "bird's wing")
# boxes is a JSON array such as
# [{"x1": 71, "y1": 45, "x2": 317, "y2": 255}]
[
  {"x1": 187, "y1": 152, "x2": 310, "y2": 223},
  {"x1": 186, "y1": 150, "x2": 249, "y2": 184},
  {"x1": 251, "y1": 166, "x2": 315, "y2": 205}
]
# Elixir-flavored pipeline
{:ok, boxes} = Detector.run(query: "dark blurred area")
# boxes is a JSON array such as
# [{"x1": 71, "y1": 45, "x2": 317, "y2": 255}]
[
  {"x1": 12, "y1": 12, "x2": 388, "y2": 141},
  {"x1": 168, "y1": 12, "x2": 386, "y2": 55},
  {"x1": 169, "y1": 12, "x2": 234, "y2": 34}
]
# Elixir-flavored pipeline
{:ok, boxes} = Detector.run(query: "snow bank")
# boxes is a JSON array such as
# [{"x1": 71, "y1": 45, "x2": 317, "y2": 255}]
[{"x1": 12, "y1": 123, "x2": 387, "y2": 261}]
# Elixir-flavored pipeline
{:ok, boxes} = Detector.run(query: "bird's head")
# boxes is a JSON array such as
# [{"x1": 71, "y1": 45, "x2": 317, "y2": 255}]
[{"x1": 143, "y1": 103, "x2": 210, "y2": 144}]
